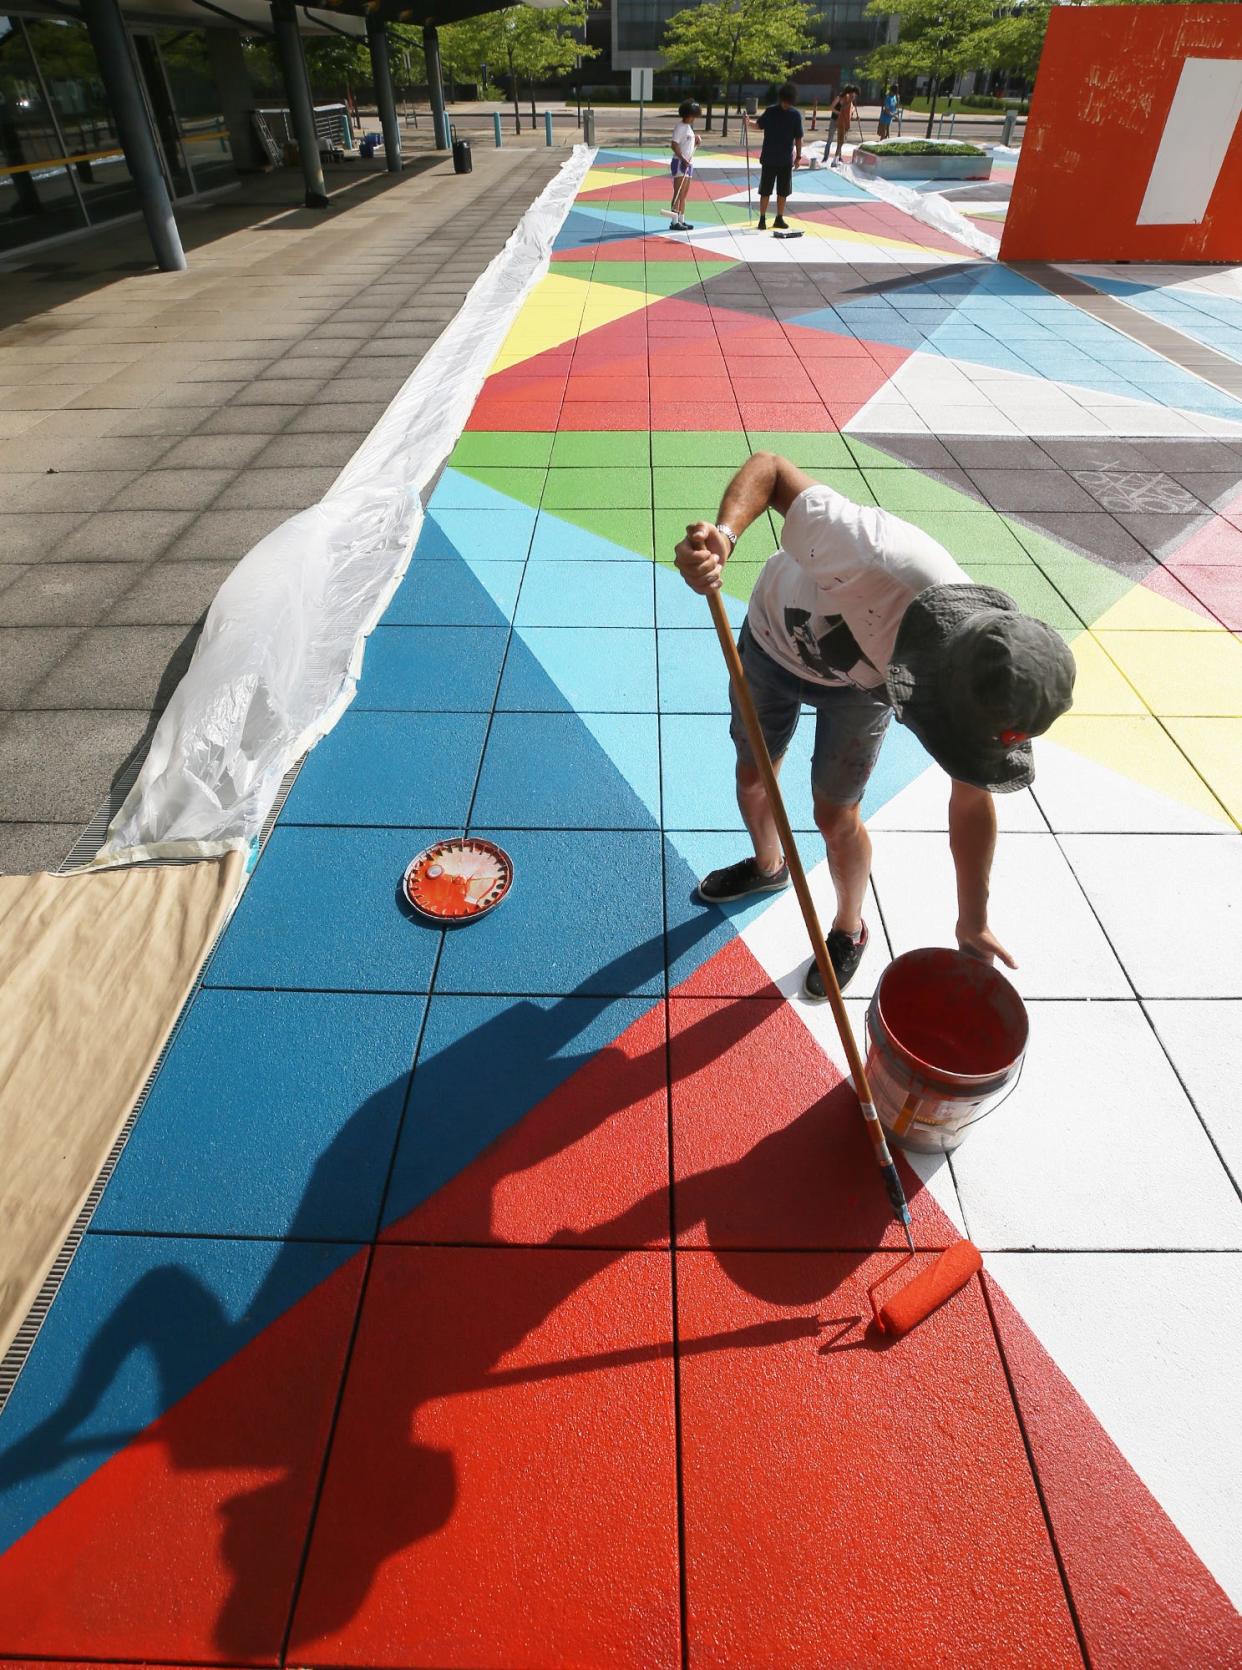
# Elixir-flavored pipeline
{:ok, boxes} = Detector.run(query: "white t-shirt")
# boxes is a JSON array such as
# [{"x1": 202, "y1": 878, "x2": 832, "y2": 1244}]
[
  {"x1": 746, "y1": 483, "x2": 968, "y2": 689},
  {"x1": 672, "y1": 122, "x2": 696, "y2": 163}
]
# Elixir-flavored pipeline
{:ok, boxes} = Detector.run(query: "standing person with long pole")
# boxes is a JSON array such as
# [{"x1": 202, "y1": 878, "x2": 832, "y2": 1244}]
[{"x1": 754, "y1": 83, "x2": 803, "y2": 233}]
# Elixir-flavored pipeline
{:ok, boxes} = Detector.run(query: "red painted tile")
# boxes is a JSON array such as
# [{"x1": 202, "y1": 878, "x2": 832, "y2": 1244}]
[
  {"x1": 794, "y1": 336, "x2": 879, "y2": 359},
  {"x1": 289, "y1": 1247, "x2": 681, "y2": 1668},
  {"x1": 677, "y1": 1249, "x2": 1082, "y2": 1670},
  {"x1": 385, "y1": 999, "x2": 670, "y2": 1247},
  {"x1": 652, "y1": 376, "x2": 734, "y2": 402},
  {"x1": 674, "y1": 930, "x2": 782, "y2": 1000},
  {"x1": 0, "y1": 1254, "x2": 365, "y2": 1664},
  {"x1": 809, "y1": 365, "x2": 892, "y2": 400},
  {"x1": 651, "y1": 403, "x2": 744, "y2": 431},
  {"x1": 466, "y1": 403, "x2": 563, "y2": 433},
  {"x1": 668, "y1": 996, "x2": 947, "y2": 1250},
  {"x1": 985, "y1": 1277, "x2": 1242, "y2": 1669},
  {"x1": 1160, "y1": 563, "x2": 1242, "y2": 628},
  {"x1": 563, "y1": 377, "x2": 651, "y2": 403},
  {"x1": 557, "y1": 401, "x2": 652, "y2": 431},
  {"x1": 731, "y1": 372, "x2": 819, "y2": 402},
  {"x1": 737, "y1": 401, "x2": 830, "y2": 429}
]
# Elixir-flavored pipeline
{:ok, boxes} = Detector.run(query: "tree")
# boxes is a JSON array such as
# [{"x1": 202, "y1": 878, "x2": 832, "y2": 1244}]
[
  {"x1": 864, "y1": 0, "x2": 993, "y2": 137},
  {"x1": 968, "y1": 0, "x2": 1236, "y2": 88},
  {"x1": 661, "y1": 0, "x2": 817, "y2": 137},
  {"x1": 437, "y1": 3, "x2": 596, "y2": 131}
]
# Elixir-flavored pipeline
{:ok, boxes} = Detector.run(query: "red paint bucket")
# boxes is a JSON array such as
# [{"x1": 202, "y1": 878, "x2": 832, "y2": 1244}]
[{"x1": 865, "y1": 948, "x2": 1028, "y2": 1154}]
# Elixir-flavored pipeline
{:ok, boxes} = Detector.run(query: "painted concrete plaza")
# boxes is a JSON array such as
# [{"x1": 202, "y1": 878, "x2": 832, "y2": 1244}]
[{"x1": 0, "y1": 147, "x2": 1240, "y2": 1666}]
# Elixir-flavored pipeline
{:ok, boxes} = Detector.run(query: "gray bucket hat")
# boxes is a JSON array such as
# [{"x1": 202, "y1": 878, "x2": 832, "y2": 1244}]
[{"x1": 885, "y1": 583, "x2": 1076, "y2": 793}]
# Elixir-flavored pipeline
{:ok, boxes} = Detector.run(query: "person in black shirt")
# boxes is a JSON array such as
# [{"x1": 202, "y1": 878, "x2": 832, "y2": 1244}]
[{"x1": 754, "y1": 83, "x2": 803, "y2": 232}]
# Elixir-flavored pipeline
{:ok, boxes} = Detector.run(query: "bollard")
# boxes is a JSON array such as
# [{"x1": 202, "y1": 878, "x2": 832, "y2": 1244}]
[
  {"x1": 545, "y1": 108, "x2": 553, "y2": 146},
  {"x1": 493, "y1": 111, "x2": 502, "y2": 147},
  {"x1": 584, "y1": 108, "x2": 595, "y2": 145},
  {"x1": 810, "y1": 97, "x2": 818, "y2": 132},
  {"x1": 1001, "y1": 109, "x2": 1016, "y2": 146}
]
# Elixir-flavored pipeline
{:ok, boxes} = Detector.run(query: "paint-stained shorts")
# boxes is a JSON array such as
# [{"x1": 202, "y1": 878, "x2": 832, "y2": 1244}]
[
  {"x1": 670, "y1": 156, "x2": 694, "y2": 178},
  {"x1": 728, "y1": 620, "x2": 893, "y2": 807}
]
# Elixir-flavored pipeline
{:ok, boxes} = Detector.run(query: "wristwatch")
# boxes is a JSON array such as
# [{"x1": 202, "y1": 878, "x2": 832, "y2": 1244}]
[{"x1": 716, "y1": 522, "x2": 739, "y2": 551}]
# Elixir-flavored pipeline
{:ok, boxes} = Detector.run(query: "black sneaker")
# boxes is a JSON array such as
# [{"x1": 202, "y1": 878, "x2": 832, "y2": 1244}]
[
  {"x1": 697, "y1": 856, "x2": 790, "y2": 905},
  {"x1": 756, "y1": 215, "x2": 767, "y2": 231},
  {"x1": 674, "y1": 220, "x2": 694, "y2": 231},
  {"x1": 773, "y1": 215, "x2": 789, "y2": 230},
  {"x1": 803, "y1": 922, "x2": 869, "y2": 1000}
]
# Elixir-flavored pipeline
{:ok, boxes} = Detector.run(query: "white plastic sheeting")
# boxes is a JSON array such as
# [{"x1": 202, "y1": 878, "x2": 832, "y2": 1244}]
[
  {"x1": 842, "y1": 155, "x2": 1004, "y2": 259},
  {"x1": 94, "y1": 144, "x2": 595, "y2": 868}
]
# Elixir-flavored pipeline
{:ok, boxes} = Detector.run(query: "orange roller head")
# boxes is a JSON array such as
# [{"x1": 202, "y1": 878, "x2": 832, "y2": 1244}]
[{"x1": 878, "y1": 1240, "x2": 983, "y2": 1338}]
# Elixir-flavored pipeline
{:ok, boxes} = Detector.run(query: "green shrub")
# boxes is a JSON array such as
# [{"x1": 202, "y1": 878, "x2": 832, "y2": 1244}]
[{"x1": 857, "y1": 140, "x2": 985, "y2": 156}]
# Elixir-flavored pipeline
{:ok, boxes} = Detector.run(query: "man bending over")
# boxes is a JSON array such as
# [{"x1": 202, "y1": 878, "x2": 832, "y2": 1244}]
[{"x1": 674, "y1": 453, "x2": 1075, "y2": 995}]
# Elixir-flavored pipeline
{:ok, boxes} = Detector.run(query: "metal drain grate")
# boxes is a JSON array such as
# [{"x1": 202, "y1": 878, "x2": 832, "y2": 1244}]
[{"x1": 0, "y1": 755, "x2": 307, "y2": 1416}]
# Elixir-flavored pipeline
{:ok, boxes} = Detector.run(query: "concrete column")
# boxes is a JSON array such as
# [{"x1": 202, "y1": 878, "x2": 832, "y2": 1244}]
[
  {"x1": 270, "y1": 0, "x2": 328, "y2": 207},
  {"x1": 205, "y1": 27, "x2": 265, "y2": 173},
  {"x1": 366, "y1": 14, "x2": 402, "y2": 172},
  {"x1": 80, "y1": 0, "x2": 186, "y2": 271},
  {"x1": 423, "y1": 24, "x2": 450, "y2": 151}
]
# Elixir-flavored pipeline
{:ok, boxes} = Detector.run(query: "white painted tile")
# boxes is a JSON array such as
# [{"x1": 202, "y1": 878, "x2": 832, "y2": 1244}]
[
  {"x1": 738, "y1": 863, "x2": 891, "y2": 1005},
  {"x1": 868, "y1": 764, "x2": 1048, "y2": 832},
  {"x1": 1033, "y1": 732, "x2": 1232, "y2": 834},
  {"x1": 927, "y1": 406, "x2": 1022, "y2": 435},
  {"x1": 987, "y1": 1250, "x2": 1242, "y2": 1611},
  {"x1": 952, "y1": 1001, "x2": 1242, "y2": 1249},
  {"x1": 869, "y1": 830, "x2": 1130, "y2": 997},
  {"x1": 1144, "y1": 1000, "x2": 1242, "y2": 1182},
  {"x1": 1059, "y1": 833, "x2": 1242, "y2": 997},
  {"x1": 845, "y1": 404, "x2": 931, "y2": 434}
]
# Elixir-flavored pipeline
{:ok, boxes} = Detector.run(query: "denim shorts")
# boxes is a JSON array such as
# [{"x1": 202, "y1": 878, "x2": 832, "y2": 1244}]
[{"x1": 728, "y1": 621, "x2": 893, "y2": 806}]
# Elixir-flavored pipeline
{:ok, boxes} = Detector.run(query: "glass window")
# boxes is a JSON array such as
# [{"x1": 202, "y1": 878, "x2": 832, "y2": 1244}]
[
  {"x1": 0, "y1": 15, "x2": 87, "y2": 251},
  {"x1": 21, "y1": 15, "x2": 141, "y2": 227},
  {"x1": 160, "y1": 31, "x2": 234, "y2": 191}
]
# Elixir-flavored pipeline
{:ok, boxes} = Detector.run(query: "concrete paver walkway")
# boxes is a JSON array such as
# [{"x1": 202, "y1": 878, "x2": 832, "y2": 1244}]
[{"x1": 0, "y1": 149, "x2": 560, "y2": 874}]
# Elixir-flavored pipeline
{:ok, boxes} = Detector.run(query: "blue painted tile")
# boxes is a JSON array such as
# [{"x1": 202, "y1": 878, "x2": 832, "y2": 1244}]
[
  {"x1": 354, "y1": 625, "x2": 508, "y2": 711},
  {"x1": 384, "y1": 559, "x2": 522, "y2": 625},
  {"x1": 381, "y1": 993, "x2": 658, "y2": 1228},
  {"x1": 499, "y1": 627, "x2": 658, "y2": 712},
  {"x1": 0, "y1": 1234, "x2": 355, "y2": 1557},
  {"x1": 658, "y1": 628, "x2": 734, "y2": 712},
  {"x1": 427, "y1": 466, "x2": 545, "y2": 510},
  {"x1": 414, "y1": 508, "x2": 536, "y2": 561},
  {"x1": 206, "y1": 825, "x2": 442, "y2": 992},
  {"x1": 654, "y1": 564, "x2": 747, "y2": 629},
  {"x1": 529, "y1": 510, "x2": 654, "y2": 562},
  {"x1": 281, "y1": 712, "x2": 486, "y2": 827},
  {"x1": 515, "y1": 561, "x2": 655, "y2": 627},
  {"x1": 435, "y1": 829, "x2": 664, "y2": 996},
  {"x1": 473, "y1": 711, "x2": 659, "y2": 828},
  {"x1": 94, "y1": 991, "x2": 420, "y2": 1240},
  {"x1": 660, "y1": 713, "x2": 816, "y2": 831},
  {"x1": 662, "y1": 830, "x2": 825, "y2": 991}
]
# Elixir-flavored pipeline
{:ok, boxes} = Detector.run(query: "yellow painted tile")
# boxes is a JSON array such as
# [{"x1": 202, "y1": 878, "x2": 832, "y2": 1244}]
[
  {"x1": 1095, "y1": 630, "x2": 1242, "y2": 717},
  {"x1": 1091, "y1": 583, "x2": 1223, "y2": 633},
  {"x1": 579, "y1": 168, "x2": 651, "y2": 191},
  {"x1": 1047, "y1": 714, "x2": 1233, "y2": 828},
  {"x1": 1163, "y1": 719, "x2": 1242, "y2": 826},
  {"x1": 1064, "y1": 632, "x2": 1147, "y2": 715}
]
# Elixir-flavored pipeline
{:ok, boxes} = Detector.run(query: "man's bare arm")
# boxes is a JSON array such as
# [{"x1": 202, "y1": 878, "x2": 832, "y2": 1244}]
[
  {"x1": 948, "y1": 779, "x2": 1017, "y2": 968},
  {"x1": 673, "y1": 452, "x2": 814, "y2": 594}
]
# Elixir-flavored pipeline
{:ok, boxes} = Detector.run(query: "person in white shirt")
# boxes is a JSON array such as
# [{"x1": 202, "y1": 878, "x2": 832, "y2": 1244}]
[
  {"x1": 674, "y1": 452, "x2": 1076, "y2": 996},
  {"x1": 668, "y1": 100, "x2": 700, "y2": 232}
]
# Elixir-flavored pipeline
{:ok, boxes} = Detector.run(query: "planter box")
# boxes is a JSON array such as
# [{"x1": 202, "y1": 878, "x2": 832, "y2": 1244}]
[{"x1": 855, "y1": 150, "x2": 992, "y2": 181}]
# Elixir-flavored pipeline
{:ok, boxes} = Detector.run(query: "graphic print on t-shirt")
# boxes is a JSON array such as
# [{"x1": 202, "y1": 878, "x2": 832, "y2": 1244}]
[{"x1": 784, "y1": 607, "x2": 877, "y2": 684}]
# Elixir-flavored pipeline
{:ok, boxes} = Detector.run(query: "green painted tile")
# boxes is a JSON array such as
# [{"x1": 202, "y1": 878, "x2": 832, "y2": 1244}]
[
  {"x1": 543, "y1": 466, "x2": 653, "y2": 510},
  {"x1": 589, "y1": 261, "x2": 658, "y2": 296},
  {"x1": 904, "y1": 510, "x2": 1033, "y2": 562},
  {"x1": 551, "y1": 431, "x2": 650, "y2": 467},
  {"x1": 655, "y1": 511, "x2": 777, "y2": 566},
  {"x1": 653, "y1": 466, "x2": 739, "y2": 508},
  {"x1": 810, "y1": 468, "x2": 875, "y2": 504},
  {"x1": 448, "y1": 432, "x2": 555, "y2": 467},
  {"x1": 556, "y1": 505, "x2": 655, "y2": 557},
  {"x1": 651, "y1": 431, "x2": 752, "y2": 466},
  {"x1": 862, "y1": 469, "x2": 983, "y2": 514},
  {"x1": 746, "y1": 431, "x2": 854, "y2": 468},
  {"x1": 958, "y1": 562, "x2": 1083, "y2": 630},
  {"x1": 454, "y1": 466, "x2": 547, "y2": 507}
]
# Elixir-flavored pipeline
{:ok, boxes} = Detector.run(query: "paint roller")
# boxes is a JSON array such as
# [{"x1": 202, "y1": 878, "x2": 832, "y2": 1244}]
[{"x1": 702, "y1": 580, "x2": 983, "y2": 1339}]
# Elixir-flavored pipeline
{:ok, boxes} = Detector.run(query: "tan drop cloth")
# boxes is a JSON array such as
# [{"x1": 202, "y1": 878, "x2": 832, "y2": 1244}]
[{"x1": 0, "y1": 853, "x2": 245, "y2": 1360}]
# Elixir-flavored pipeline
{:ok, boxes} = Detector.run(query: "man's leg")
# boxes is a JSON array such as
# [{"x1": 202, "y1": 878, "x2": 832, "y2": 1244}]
[
  {"x1": 737, "y1": 757, "x2": 785, "y2": 874},
  {"x1": 813, "y1": 795, "x2": 871, "y2": 933}
]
